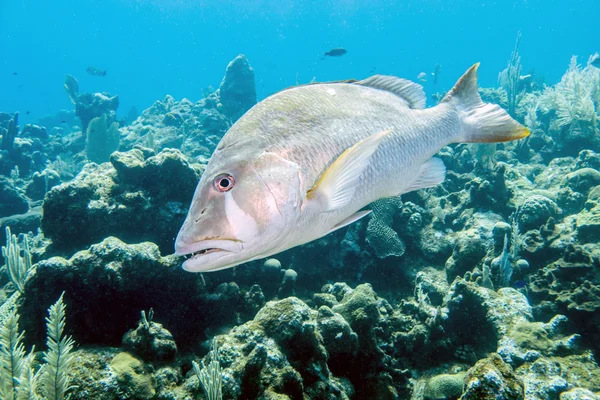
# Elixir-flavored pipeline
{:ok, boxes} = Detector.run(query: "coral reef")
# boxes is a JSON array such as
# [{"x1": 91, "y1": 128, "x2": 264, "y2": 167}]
[
  {"x1": 119, "y1": 93, "x2": 231, "y2": 162},
  {"x1": 461, "y1": 353, "x2": 524, "y2": 400},
  {"x1": 41, "y1": 148, "x2": 202, "y2": 254},
  {"x1": 76, "y1": 92, "x2": 120, "y2": 133},
  {"x1": 1, "y1": 51, "x2": 600, "y2": 400}
]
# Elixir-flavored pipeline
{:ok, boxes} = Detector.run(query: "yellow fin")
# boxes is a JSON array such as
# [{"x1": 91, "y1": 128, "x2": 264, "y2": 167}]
[
  {"x1": 307, "y1": 129, "x2": 392, "y2": 212},
  {"x1": 443, "y1": 63, "x2": 530, "y2": 143}
]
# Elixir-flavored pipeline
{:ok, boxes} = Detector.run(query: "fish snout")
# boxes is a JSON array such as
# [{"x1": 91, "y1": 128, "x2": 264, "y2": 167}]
[
  {"x1": 174, "y1": 217, "x2": 198, "y2": 255},
  {"x1": 174, "y1": 200, "x2": 222, "y2": 255},
  {"x1": 174, "y1": 207, "x2": 244, "y2": 257}
]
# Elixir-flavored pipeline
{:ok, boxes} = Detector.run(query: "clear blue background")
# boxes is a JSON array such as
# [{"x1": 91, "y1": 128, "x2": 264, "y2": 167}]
[{"x1": 1, "y1": 0, "x2": 598, "y2": 124}]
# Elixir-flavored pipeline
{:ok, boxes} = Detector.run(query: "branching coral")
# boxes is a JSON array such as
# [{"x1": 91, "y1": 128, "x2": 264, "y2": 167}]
[
  {"x1": 0, "y1": 308, "x2": 27, "y2": 400},
  {"x1": 539, "y1": 56, "x2": 600, "y2": 138},
  {"x1": 40, "y1": 293, "x2": 76, "y2": 400},
  {"x1": 0, "y1": 294, "x2": 75, "y2": 400},
  {"x1": 193, "y1": 339, "x2": 223, "y2": 400},
  {"x1": 498, "y1": 32, "x2": 523, "y2": 116},
  {"x1": 2, "y1": 227, "x2": 34, "y2": 294},
  {"x1": 0, "y1": 113, "x2": 19, "y2": 152}
]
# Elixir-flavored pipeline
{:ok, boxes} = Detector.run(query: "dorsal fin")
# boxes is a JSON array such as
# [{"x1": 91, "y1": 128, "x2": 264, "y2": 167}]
[{"x1": 355, "y1": 75, "x2": 426, "y2": 109}]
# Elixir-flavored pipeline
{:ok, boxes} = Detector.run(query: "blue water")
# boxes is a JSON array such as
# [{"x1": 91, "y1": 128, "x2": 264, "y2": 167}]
[{"x1": 1, "y1": 0, "x2": 598, "y2": 124}]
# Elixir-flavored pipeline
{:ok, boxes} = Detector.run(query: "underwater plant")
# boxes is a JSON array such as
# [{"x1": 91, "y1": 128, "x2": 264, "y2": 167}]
[
  {"x1": 2, "y1": 227, "x2": 34, "y2": 294},
  {"x1": 539, "y1": 55, "x2": 599, "y2": 136},
  {"x1": 41, "y1": 293, "x2": 76, "y2": 400},
  {"x1": 0, "y1": 294, "x2": 75, "y2": 400},
  {"x1": 0, "y1": 308, "x2": 27, "y2": 400},
  {"x1": 0, "y1": 113, "x2": 18, "y2": 151},
  {"x1": 193, "y1": 339, "x2": 223, "y2": 400},
  {"x1": 498, "y1": 32, "x2": 523, "y2": 117},
  {"x1": 493, "y1": 233, "x2": 513, "y2": 288}
]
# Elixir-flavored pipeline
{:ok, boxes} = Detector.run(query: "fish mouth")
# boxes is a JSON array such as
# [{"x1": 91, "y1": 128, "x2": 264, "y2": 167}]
[
  {"x1": 174, "y1": 239, "x2": 244, "y2": 272},
  {"x1": 186, "y1": 247, "x2": 222, "y2": 258}
]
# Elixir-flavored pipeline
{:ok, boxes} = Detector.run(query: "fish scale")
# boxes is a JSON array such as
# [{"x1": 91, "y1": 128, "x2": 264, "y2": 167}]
[{"x1": 242, "y1": 83, "x2": 453, "y2": 199}]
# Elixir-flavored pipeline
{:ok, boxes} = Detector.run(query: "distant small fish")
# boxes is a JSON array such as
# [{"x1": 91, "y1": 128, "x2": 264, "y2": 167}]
[
  {"x1": 12, "y1": 72, "x2": 18, "y2": 76},
  {"x1": 322, "y1": 48, "x2": 347, "y2": 58},
  {"x1": 369, "y1": 67, "x2": 377, "y2": 74},
  {"x1": 86, "y1": 66, "x2": 107, "y2": 77},
  {"x1": 61, "y1": 120, "x2": 67, "y2": 123},
  {"x1": 519, "y1": 74, "x2": 532, "y2": 83},
  {"x1": 513, "y1": 280, "x2": 527, "y2": 289},
  {"x1": 517, "y1": 73, "x2": 536, "y2": 92},
  {"x1": 590, "y1": 53, "x2": 600, "y2": 68},
  {"x1": 417, "y1": 72, "x2": 427, "y2": 82},
  {"x1": 26, "y1": 111, "x2": 30, "y2": 115}
]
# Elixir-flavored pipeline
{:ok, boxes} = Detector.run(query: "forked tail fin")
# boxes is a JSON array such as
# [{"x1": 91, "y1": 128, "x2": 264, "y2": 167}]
[{"x1": 443, "y1": 63, "x2": 530, "y2": 143}]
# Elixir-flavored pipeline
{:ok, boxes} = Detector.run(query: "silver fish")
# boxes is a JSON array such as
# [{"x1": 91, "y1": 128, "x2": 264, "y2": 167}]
[{"x1": 175, "y1": 63, "x2": 529, "y2": 272}]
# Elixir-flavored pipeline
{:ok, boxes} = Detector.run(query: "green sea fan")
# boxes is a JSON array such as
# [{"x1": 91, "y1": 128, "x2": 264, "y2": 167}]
[
  {"x1": 86, "y1": 113, "x2": 120, "y2": 163},
  {"x1": 40, "y1": 294, "x2": 76, "y2": 400}
]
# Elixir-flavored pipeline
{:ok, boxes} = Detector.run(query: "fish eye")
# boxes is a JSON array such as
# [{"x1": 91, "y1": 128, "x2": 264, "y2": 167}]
[{"x1": 214, "y1": 174, "x2": 235, "y2": 192}]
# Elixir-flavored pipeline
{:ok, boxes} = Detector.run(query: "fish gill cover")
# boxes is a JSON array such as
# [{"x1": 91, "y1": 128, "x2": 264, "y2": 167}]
[{"x1": 0, "y1": 1, "x2": 600, "y2": 399}]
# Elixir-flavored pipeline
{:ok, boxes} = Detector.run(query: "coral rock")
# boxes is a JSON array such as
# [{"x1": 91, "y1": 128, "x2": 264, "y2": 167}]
[
  {"x1": 575, "y1": 203, "x2": 600, "y2": 243},
  {"x1": 461, "y1": 353, "x2": 524, "y2": 400},
  {"x1": 0, "y1": 176, "x2": 29, "y2": 218},
  {"x1": 219, "y1": 54, "x2": 257, "y2": 121},
  {"x1": 424, "y1": 372, "x2": 466, "y2": 400},
  {"x1": 41, "y1": 148, "x2": 202, "y2": 254},
  {"x1": 123, "y1": 318, "x2": 178, "y2": 362},
  {"x1": 565, "y1": 168, "x2": 600, "y2": 194},
  {"x1": 517, "y1": 195, "x2": 559, "y2": 232},
  {"x1": 110, "y1": 352, "x2": 156, "y2": 400}
]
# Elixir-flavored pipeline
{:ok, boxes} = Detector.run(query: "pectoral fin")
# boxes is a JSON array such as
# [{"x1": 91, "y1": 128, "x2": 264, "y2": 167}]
[
  {"x1": 402, "y1": 157, "x2": 446, "y2": 194},
  {"x1": 307, "y1": 129, "x2": 391, "y2": 212},
  {"x1": 327, "y1": 210, "x2": 372, "y2": 234}
]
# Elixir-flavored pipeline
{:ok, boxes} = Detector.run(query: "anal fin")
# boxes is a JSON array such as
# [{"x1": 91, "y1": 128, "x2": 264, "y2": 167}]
[
  {"x1": 327, "y1": 210, "x2": 372, "y2": 234},
  {"x1": 307, "y1": 129, "x2": 392, "y2": 212},
  {"x1": 403, "y1": 158, "x2": 446, "y2": 194}
]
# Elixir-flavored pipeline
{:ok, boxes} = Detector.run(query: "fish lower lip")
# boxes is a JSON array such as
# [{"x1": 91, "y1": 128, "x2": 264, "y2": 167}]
[{"x1": 175, "y1": 239, "x2": 243, "y2": 256}]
